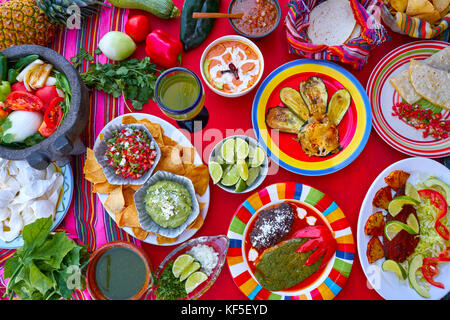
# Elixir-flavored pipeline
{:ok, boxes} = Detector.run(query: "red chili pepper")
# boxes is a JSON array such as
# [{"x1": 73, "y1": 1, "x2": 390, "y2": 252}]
[
  {"x1": 145, "y1": 29, "x2": 183, "y2": 69},
  {"x1": 418, "y1": 189, "x2": 449, "y2": 241},
  {"x1": 289, "y1": 225, "x2": 337, "y2": 271}
]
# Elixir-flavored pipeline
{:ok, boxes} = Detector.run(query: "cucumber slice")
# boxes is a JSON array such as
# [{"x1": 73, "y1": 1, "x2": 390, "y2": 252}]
[
  {"x1": 382, "y1": 259, "x2": 407, "y2": 280},
  {"x1": 387, "y1": 196, "x2": 420, "y2": 217},
  {"x1": 408, "y1": 255, "x2": 430, "y2": 298}
]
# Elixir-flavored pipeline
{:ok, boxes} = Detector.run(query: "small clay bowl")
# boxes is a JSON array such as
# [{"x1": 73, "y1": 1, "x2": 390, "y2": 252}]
[{"x1": 86, "y1": 241, "x2": 154, "y2": 300}]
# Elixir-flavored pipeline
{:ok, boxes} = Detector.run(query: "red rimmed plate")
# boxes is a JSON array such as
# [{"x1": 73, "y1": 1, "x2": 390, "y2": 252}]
[
  {"x1": 366, "y1": 41, "x2": 450, "y2": 158},
  {"x1": 226, "y1": 182, "x2": 354, "y2": 300}
]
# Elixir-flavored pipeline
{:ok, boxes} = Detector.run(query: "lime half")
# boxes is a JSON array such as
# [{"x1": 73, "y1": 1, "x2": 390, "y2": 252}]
[
  {"x1": 209, "y1": 161, "x2": 223, "y2": 185},
  {"x1": 249, "y1": 146, "x2": 265, "y2": 168},
  {"x1": 246, "y1": 166, "x2": 261, "y2": 187},
  {"x1": 220, "y1": 164, "x2": 240, "y2": 187},
  {"x1": 220, "y1": 138, "x2": 235, "y2": 164},
  {"x1": 384, "y1": 220, "x2": 417, "y2": 241},
  {"x1": 382, "y1": 259, "x2": 407, "y2": 280},
  {"x1": 388, "y1": 196, "x2": 420, "y2": 217},
  {"x1": 185, "y1": 271, "x2": 208, "y2": 294},
  {"x1": 179, "y1": 261, "x2": 201, "y2": 282},
  {"x1": 235, "y1": 138, "x2": 249, "y2": 160},
  {"x1": 172, "y1": 254, "x2": 194, "y2": 278}
]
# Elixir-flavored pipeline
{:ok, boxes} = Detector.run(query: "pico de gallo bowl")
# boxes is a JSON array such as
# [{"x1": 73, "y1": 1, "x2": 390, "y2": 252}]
[
  {"x1": 0, "y1": 52, "x2": 71, "y2": 148},
  {"x1": 94, "y1": 123, "x2": 161, "y2": 186}
]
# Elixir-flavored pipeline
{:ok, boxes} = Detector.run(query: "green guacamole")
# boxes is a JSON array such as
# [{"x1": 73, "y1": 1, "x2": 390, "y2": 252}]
[{"x1": 145, "y1": 180, "x2": 193, "y2": 229}]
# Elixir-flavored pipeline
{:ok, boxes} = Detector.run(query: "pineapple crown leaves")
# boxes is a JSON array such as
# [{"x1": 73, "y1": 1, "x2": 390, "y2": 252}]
[{"x1": 35, "y1": 0, "x2": 108, "y2": 25}]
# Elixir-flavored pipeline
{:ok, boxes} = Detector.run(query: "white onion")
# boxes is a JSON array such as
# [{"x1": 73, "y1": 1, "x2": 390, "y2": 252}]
[
  {"x1": 3, "y1": 111, "x2": 43, "y2": 143},
  {"x1": 98, "y1": 31, "x2": 136, "y2": 61}
]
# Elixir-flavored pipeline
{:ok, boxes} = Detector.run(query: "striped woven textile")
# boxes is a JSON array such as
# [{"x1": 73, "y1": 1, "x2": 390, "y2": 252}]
[
  {"x1": 0, "y1": 2, "x2": 134, "y2": 300},
  {"x1": 285, "y1": 0, "x2": 388, "y2": 70},
  {"x1": 383, "y1": 2, "x2": 450, "y2": 41}
]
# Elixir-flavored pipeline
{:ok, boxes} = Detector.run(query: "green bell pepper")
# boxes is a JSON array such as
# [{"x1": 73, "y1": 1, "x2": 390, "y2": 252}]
[
  {"x1": 180, "y1": 0, "x2": 219, "y2": 51},
  {"x1": 0, "y1": 81, "x2": 11, "y2": 102}
]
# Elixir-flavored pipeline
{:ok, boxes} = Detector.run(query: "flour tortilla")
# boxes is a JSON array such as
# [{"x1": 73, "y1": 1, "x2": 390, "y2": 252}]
[
  {"x1": 408, "y1": 59, "x2": 450, "y2": 109},
  {"x1": 389, "y1": 46, "x2": 450, "y2": 104},
  {"x1": 307, "y1": 0, "x2": 356, "y2": 46}
]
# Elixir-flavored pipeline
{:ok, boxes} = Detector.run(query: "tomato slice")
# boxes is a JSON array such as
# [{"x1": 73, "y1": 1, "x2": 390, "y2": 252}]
[
  {"x1": 418, "y1": 189, "x2": 449, "y2": 241},
  {"x1": 39, "y1": 97, "x2": 63, "y2": 137},
  {"x1": 11, "y1": 82, "x2": 31, "y2": 93},
  {"x1": 6, "y1": 91, "x2": 44, "y2": 112},
  {"x1": 35, "y1": 86, "x2": 60, "y2": 111}
]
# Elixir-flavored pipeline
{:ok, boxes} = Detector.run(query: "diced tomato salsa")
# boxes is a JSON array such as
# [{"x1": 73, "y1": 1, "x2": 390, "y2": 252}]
[
  {"x1": 105, "y1": 127, "x2": 157, "y2": 179},
  {"x1": 231, "y1": 0, "x2": 279, "y2": 37}
]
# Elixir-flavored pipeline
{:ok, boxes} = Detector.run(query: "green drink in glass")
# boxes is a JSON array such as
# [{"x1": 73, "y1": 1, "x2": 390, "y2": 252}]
[{"x1": 155, "y1": 67, "x2": 208, "y2": 132}]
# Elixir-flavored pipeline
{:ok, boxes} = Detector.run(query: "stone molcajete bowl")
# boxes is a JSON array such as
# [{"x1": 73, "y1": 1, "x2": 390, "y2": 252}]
[{"x1": 0, "y1": 45, "x2": 90, "y2": 170}]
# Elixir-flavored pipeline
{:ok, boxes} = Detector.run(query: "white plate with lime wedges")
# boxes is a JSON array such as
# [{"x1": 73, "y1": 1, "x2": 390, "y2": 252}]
[
  {"x1": 208, "y1": 135, "x2": 268, "y2": 193},
  {"x1": 357, "y1": 157, "x2": 450, "y2": 300}
]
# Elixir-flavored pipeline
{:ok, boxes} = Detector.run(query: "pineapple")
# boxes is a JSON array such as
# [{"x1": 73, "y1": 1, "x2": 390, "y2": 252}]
[{"x1": 0, "y1": 0, "x2": 105, "y2": 50}]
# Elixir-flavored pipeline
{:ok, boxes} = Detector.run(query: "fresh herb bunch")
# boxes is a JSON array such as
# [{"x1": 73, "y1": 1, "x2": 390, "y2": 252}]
[
  {"x1": 3, "y1": 217, "x2": 90, "y2": 300},
  {"x1": 154, "y1": 261, "x2": 187, "y2": 300},
  {"x1": 71, "y1": 49, "x2": 159, "y2": 111}
]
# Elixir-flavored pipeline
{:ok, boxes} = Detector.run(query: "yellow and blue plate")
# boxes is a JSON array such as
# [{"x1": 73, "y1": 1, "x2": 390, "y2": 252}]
[{"x1": 252, "y1": 59, "x2": 371, "y2": 176}]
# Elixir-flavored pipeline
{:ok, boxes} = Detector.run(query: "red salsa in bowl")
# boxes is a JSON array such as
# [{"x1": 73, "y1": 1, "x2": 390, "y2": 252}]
[
  {"x1": 105, "y1": 126, "x2": 157, "y2": 179},
  {"x1": 229, "y1": 0, "x2": 281, "y2": 38}
]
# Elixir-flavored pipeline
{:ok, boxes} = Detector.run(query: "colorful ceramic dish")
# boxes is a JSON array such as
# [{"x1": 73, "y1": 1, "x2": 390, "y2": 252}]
[
  {"x1": 366, "y1": 41, "x2": 450, "y2": 158},
  {"x1": 96, "y1": 113, "x2": 210, "y2": 247},
  {"x1": 227, "y1": 182, "x2": 354, "y2": 300},
  {"x1": 252, "y1": 59, "x2": 371, "y2": 176},
  {"x1": 357, "y1": 157, "x2": 450, "y2": 300},
  {"x1": 0, "y1": 163, "x2": 73, "y2": 249}
]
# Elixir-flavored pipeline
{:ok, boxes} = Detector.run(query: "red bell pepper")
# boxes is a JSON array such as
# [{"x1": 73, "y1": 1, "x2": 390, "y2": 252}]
[
  {"x1": 421, "y1": 247, "x2": 450, "y2": 289},
  {"x1": 289, "y1": 225, "x2": 337, "y2": 271},
  {"x1": 145, "y1": 29, "x2": 182, "y2": 69},
  {"x1": 418, "y1": 189, "x2": 449, "y2": 241}
]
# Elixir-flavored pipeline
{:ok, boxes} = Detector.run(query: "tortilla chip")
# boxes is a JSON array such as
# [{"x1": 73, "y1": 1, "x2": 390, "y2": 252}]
[
  {"x1": 92, "y1": 181, "x2": 116, "y2": 194},
  {"x1": 156, "y1": 234, "x2": 178, "y2": 245},
  {"x1": 132, "y1": 227, "x2": 150, "y2": 241},
  {"x1": 84, "y1": 168, "x2": 107, "y2": 184},
  {"x1": 121, "y1": 115, "x2": 139, "y2": 125},
  {"x1": 104, "y1": 186, "x2": 125, "y2": 214},
  {"x1": 140, "y1": 119, "x2": 165, "y2": 145},
  {"x1": 156, "y1": 146, "x2": 186, "y2": 175},
  {"x1": 432, "y1": 0, "x2": 450, "y2": 12},
  {"x1": 390, "y1": 0, "x2": 408, "y2": 12},
  {"x1": 116, "y1": 204, "x2": 141, "y2": 228},
  {"x1": 162, "y1": 135, "x2": 180, "y2": 147},
  {"x1": 123, "y1": 186, "x2": 137, "y2": 207},
  {"x1": 184, "y1": 164, "x2": 210, "y2": 196},
  {"x1": 414, "y1": 9, "x2": 441, "y2": 23},
  {"x1": 124, "y1": 184, "x2": 143, "y2": 191},
  {"x1": 182, "y1": 147, "x2": 195, "y2": 164},
  {"x1": 406, "y1": 0, "x2": 435, "y2": 15},
  {"x1": 186, "y1": 212, "x2": 204, "y2": 230}
]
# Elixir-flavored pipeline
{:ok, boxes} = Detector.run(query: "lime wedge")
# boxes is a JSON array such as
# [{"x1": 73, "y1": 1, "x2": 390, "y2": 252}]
[
  {"x1": 406, "y1": 213, "x2": 420, "y2": 234},
  {"x1": 249, "y1": 146, "x2": 265, "y2": 168},
  {"x1": 237, "y1": 159, "x2": 249, "y2": 181},
  {"x1": 246, "y1": 166, "x2": 261, "y2": 187},
  {"x1": 220, "y1": 138, "x2": 235, "y2": 164},
  {"x1": 235, "y1": 138, "x2": 249, "y2": 160},
  {"x1": 179, "y1": 261, "x2": 201, "y2": 282},
  {"x1": 235, "y1": 178, "x2": 247, "y2": 192},
  {"x1": 185, "y1": 271, "x2": 208, "y2": 294},
  {"x1": 209, "y1": 161, "x2": 223, "y2": 185},
  {"x1": 405, "y1": 182, "x2": 420, "y2": 202},
  {"x1": 382, "y1": 259, "x2": 407, "y2": 280},
  {"x1": 220, "y1": 164, "x2": 240, "y2": 187},
  {"x1": 387, "y1": 196, "x2": 420, "y2": 217},
  {"x1": 172, "y1": 254, "x2": 194, "y2": 278},
  {"x1": 384, "y1": 220, "x2": 417, "y2": 241}
]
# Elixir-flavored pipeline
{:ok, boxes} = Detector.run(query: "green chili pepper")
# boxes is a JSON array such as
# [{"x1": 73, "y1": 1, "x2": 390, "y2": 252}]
[
  {"x1": 0, "y1": 81, "x2": 11, "y2": 103},
  {"x1": 0, "y1": 53, "x2": 8, "y2": 82},
  {"x1": 7, "y1": 69, "x2": 17, "y2": 84},
  {"x1": 180, "y1": 0, "x2": 219, "y2": 51},
  {"x1": 14, "y1": 54, "x2": 39, "y2": 72}
]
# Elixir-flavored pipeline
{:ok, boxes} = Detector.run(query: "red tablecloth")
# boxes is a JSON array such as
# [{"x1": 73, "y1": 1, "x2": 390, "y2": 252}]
[{"x1": 125, "y1": 0, "x2": 427, "y2": 300}]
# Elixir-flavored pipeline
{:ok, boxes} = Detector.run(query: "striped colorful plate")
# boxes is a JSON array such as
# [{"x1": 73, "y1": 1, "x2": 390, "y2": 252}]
[
  {"x1": 252, "y1": 59, "x2": 371, "y2": 176},
  {"x1": 226, "y1": 182, "x2": 354, "y2": 300},
  {"x1": 366, "y1": 41, "x2": 450, "y2": 158}
]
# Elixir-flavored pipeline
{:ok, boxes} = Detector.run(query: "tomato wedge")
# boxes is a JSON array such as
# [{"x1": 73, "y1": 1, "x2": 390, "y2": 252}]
[
  {"x1": 35, "y1": 86, "x2": 60, "y2": 111},
  {"x1": 418, "y1": 189, "x2": 449, "y2": 241},
  {"x1": 6, "y1": 91, "x2": 43, "y2": 112},
  {"x1": 39, "y1": 97, "x2": 63, "y2": 137}
]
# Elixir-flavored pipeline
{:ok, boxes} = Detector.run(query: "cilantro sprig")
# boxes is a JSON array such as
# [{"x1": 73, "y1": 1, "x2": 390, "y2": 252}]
[{"x1": 72, "y1": 49, "x2": 160, "y2": 111}]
